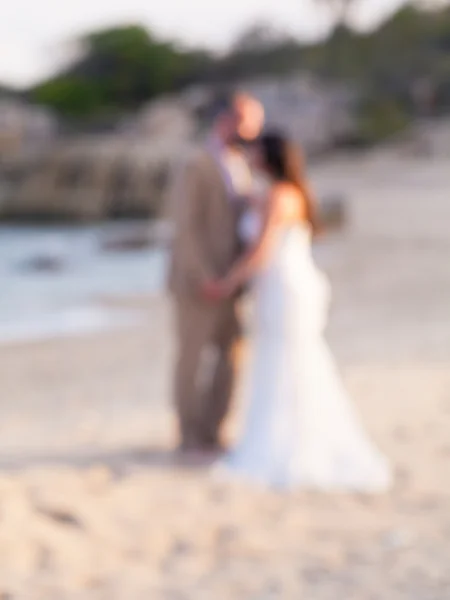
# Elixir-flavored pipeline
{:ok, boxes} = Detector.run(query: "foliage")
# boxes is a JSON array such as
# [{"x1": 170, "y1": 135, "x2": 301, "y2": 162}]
[
  {"x1": 21, "y1": 4, "x2": 450, "y2": 143},
  {"x1": 30, "y1": 25, "x2": 199, "y2": 117},
  {"x1": 32, "y1": 77, "x2": 103, "y2": 117},
  {"x1": 356, "y1": 97, "x2": 412, "y2": 144}
]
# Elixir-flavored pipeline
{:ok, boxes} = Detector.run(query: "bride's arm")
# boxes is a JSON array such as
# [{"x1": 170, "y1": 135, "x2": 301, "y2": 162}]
[
  {"x1": 219, "y1": 188, "x2": 283, "y2": 294},
  {"x1": 300, "y1": 177, "x2": 322, "y2": 237}
]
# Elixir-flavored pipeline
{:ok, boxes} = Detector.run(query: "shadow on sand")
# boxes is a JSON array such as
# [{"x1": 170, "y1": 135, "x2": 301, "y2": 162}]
[{"x1": 0, "y1": 445, "x2": 218, "y2": 475}]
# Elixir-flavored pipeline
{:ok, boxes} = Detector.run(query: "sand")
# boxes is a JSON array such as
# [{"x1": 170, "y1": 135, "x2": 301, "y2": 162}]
[{"x1": 1, "y1": 145, "x2": 450, "y2": 598}]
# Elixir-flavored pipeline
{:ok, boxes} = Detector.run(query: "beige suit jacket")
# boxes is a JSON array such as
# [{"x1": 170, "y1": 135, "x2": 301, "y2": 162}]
[{"x1": 168, "y1": 147, "x2": 241, "y2": 299}]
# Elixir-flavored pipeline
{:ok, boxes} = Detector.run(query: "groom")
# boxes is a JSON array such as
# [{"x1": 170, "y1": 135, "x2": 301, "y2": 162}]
[{"x1": 168, "y1": 91, "x2": 264, "y2": 454}]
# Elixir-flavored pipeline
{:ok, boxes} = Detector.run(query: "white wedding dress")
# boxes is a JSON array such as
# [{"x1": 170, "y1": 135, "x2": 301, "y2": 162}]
[{"x1": 217, "y1": 211, "x2": 392, "y2": 492}]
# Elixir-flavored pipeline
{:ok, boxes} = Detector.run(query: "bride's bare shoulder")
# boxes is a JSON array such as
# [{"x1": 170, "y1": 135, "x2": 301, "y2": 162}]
[
  {"x1": 267, "y1": 182, "x2": 305, "y2": 222},
  {"x1": 269, "y1": 182, "x2": 302, "y2": 206},
  {"x1": 270, "y1": 181, "x2": 298, "y2": 197}
]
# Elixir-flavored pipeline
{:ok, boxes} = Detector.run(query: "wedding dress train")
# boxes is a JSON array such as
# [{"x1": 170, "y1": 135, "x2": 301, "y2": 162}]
[{"x1": 218, "y1": 221, "x2": 392, "y2": 492}]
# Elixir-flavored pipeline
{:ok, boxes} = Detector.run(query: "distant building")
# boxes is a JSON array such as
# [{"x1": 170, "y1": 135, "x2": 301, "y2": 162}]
[
  {"x1": 243, "y1": 75, "x2": 357, "y2": 154},
  {"x1": 118, "y1": 97, "x2": 196, "y2": 142},
  {"x1": 0, "y1": 76, "x2": 357, "y2": 220},
  {"x1": 0, "y1": 98, "x2": 57, "y2": 164},
  {"x1": 181, "y1": 74, "x2": 358, "y2": 155}
]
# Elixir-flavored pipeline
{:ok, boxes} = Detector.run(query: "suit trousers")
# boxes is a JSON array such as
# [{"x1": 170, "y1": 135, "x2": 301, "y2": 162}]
[{"x1": 173, "y1": 297, "x2": 241, "y2": 448}]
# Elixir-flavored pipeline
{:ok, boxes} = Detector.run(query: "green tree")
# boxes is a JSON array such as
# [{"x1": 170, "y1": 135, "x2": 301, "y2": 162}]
[
  {"x1": 31, "y1": 25, "x2": 194, "y2": 118},
  {"x1": 26, "y1": 4, "x2": 450, "y2": 138},
  {"x1": 32, "y1": 77, "x2": 103, "y2": 117}
]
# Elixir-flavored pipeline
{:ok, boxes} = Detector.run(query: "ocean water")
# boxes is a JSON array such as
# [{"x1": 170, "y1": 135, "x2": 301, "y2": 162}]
[
  {"x1": 1, "y1": 223, "x2": 336, "y2": 345},
  {"x1": 0, "y1": 223, "x2": 168, "y2": 344}
]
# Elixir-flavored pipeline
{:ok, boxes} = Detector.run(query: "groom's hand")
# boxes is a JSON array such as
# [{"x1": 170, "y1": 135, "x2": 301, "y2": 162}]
[{"x1": 202, "y1": 281, "x2": 223, "y2": 302}]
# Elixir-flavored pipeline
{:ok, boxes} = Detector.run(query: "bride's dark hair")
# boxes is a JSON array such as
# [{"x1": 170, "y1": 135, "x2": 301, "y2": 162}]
[
  {"x1": 260, "y1": 131, "x2": 319, "y2": 232},
  {"x1": 260, "y1": 131, "x2": 304, "y2": 186}
]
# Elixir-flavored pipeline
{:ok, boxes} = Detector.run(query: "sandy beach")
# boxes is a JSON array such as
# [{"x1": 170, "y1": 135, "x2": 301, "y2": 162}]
[{"x1": 1, "y1": 145, "x2": 450, "y2": 598}]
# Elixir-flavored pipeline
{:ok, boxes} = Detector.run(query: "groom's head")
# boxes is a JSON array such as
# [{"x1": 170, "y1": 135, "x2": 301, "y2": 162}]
[{"x1": 210, "y1": 91, "x2": 264, "y2": 146}]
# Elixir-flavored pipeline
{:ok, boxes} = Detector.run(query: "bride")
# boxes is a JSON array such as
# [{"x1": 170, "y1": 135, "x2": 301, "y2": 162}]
[{"x1": 209, "y1": 132, "x2": 392, "y2": 492}]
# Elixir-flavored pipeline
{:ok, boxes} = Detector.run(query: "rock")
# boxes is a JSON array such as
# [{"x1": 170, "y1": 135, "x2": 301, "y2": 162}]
[
  {"x1": 2, "y1": 134, "x2": 180, "y2": 221},
  {"x1": 36, "y1": 506, "x2": 84, "y2": 529},
  {"x1": 320, "y1": 194, "x2": 347, "y2": 231},
  {"x1": 99, "y1": 221, "x2": 171, "y2": 252},
  {"x1": 100, "y1": 231, "x2": 151, "y2": 252},
  {"x1": 19, "y1": 255, "x2": 66, "y2": 273},
  {"x1": 170, "y1": 539, "x2": 193, "y2": 557}
]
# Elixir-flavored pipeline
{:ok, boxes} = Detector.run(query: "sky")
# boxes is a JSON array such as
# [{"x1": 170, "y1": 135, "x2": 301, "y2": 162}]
[{"x1": 1, "y1": 0, "x2": 407, "y2": 87}]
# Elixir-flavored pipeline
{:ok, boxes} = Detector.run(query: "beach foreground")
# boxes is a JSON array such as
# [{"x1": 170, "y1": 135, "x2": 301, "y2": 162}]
[{"x1": 1, "y1": 147, "x2": 450, "y2": 598}]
